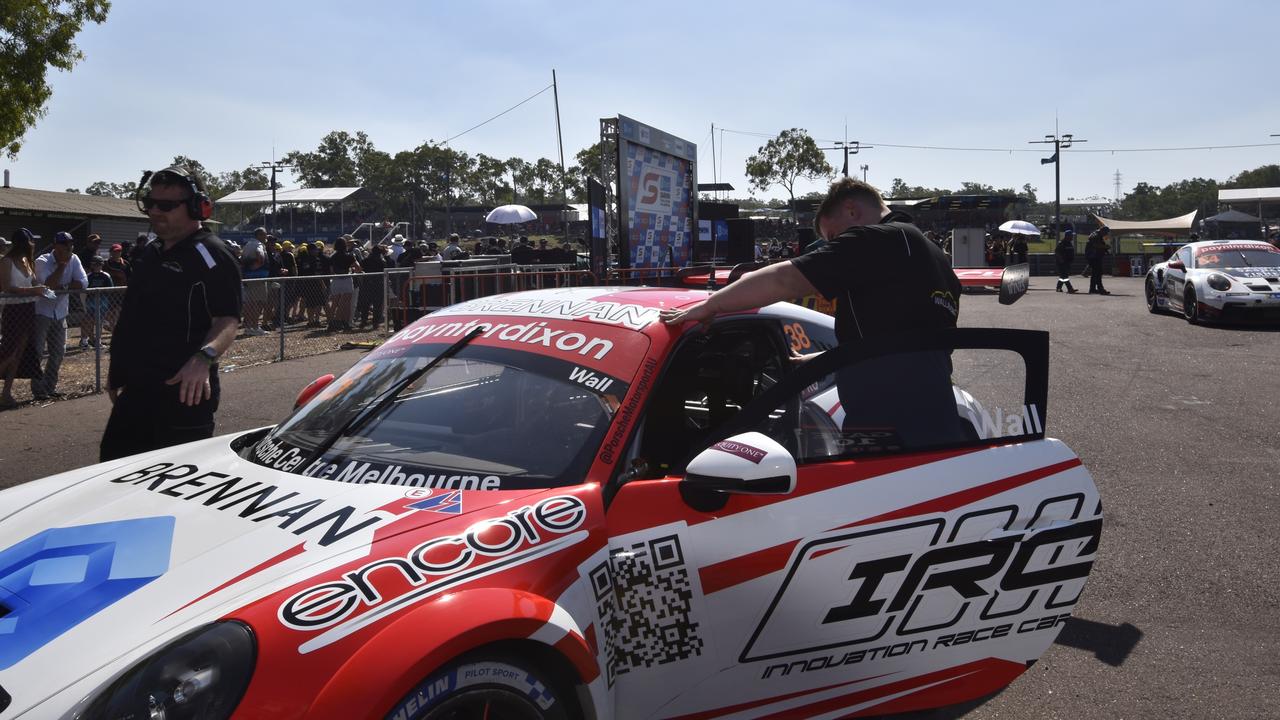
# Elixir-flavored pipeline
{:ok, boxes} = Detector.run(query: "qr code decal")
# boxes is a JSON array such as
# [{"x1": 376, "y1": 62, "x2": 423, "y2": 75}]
[{"x1": 589, "y1": 534, "x2": 704, "y2": 684}]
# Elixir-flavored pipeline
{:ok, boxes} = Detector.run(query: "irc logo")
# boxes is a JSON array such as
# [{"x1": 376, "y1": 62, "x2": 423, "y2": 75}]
[{"x1": 0, "y1": 516, "x2": 175, "y2": 669}]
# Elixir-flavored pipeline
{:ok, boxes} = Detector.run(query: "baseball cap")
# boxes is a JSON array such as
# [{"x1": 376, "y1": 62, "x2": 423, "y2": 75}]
[
  {"x1": 1062, "y1": 227, "x2": 1075, "y2": 236},
  {"x1": 282, "y1": 240, "x2": 294, "y2": 250},
  {"x1": 88, "y1": 233, "x2": 101, "y2": 243},
  {"x1": 449, "y1": 233, "x2": 459, "y2": 241},
  {"x1": 110, "y1": 243, "x2": 123, "y2": 251},
  {"x1": 54, "y1": 231, "x2": 74, "y2": 244}
]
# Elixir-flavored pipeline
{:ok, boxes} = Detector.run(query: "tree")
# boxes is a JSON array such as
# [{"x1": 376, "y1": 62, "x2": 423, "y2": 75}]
[
  {"x1": 0, "y1": 0, "x2": 110, "y2": 157},
  {"x1": 84, "y1": 179, "x2": 137, "y2": 198},
  {"x1": 888, "y1": 178, "x2": 951, "y2": 199},
  {"x1": 468, "y1": 153, "x2": 512, "y2": 205},
  {"x1": 508, "y1": 158, "x2": 535, "y2": 204},
  {"x1": 745, "y1": 129, "x2": 833, "y2": 216},
  {"x1": 1223, "y1": 164, "x2": 1280, "y2": 189},
  {"x1": 564, "y1": 141, "x2": 605, "y2": 202},
  {"x1": 282, "y1": 131, "x2": 370, "y2": 187}
]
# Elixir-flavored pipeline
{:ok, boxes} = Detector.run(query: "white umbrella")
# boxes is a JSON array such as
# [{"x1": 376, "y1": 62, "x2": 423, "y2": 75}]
[
  {"x1": 998, "y1": 220, "x2": 1041, "y2": 236},
  {"x1": 485, "y1": 204, "x2": 537, "y2": 224}
]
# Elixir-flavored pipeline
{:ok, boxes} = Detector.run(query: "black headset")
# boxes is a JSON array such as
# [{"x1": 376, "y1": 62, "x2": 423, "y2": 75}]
[{"x1": 136, "y1": 165, "x2": 213, "y2": 220}]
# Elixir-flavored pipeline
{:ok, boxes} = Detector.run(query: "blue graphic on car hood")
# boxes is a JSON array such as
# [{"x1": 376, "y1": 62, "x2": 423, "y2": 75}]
[{"x1": 0, "y1": 515, "x2": 175, "y2": 670}]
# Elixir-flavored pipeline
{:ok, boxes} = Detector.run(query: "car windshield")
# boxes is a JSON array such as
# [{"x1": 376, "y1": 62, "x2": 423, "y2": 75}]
[
  {"x1": 246, "y1": 342, "x2": 633, "y2": 490},
  {"x1": 1196, "y1": 246, "x2": 1280, "y2": 270}
]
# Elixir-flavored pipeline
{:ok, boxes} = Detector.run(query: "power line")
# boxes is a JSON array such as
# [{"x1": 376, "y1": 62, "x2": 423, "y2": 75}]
[
  {"x1": 718, "y1": 127, "x2": 1280, "y2": 154},
  {"x1": 443, "y1": 84, "x2": 554, "y2": 144}
]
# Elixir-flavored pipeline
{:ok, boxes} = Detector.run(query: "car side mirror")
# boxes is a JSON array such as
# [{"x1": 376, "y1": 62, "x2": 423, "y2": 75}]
[
  {"x1": 681, "y1": 432, "x2": 797, "y2": 511},
  {"x1": 294, "y1": 374, "x2": 335, "y2": 409},
  {"x1": 1167, "y1": 260, "x2": 1184, "y2": 270}
]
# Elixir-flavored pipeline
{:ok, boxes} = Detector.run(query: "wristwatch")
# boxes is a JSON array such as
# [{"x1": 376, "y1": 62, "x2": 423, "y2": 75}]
[{"x1": 196, "y1": 346, "x2": 219, "y2": 365}]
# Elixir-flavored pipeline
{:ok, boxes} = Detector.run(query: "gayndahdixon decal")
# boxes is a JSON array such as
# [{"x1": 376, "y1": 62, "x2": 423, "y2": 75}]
[
  {"x1": 279, "y1": 495, "x2": 589, "y2": 653},
  {"x1": 743, "y1": 495, "x2": 1101, "y2": 672}
]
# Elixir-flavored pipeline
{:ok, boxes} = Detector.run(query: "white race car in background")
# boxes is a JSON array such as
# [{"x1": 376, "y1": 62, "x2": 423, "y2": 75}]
[{"x1": 1146, "y1": 240, "x2": 1280, "y2": 323}]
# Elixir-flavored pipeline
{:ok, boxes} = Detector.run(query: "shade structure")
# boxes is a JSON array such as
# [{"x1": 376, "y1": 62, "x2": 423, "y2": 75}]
[
  {"x1": 485, "y1": 204, "x2": 537, "y2": 224},
  {"x1": 998, "y1": 220, "x2": 1040, "y2": 236},
  {"x1": 1091, "y1": 210, "x2": 1197, "y2": 234}
]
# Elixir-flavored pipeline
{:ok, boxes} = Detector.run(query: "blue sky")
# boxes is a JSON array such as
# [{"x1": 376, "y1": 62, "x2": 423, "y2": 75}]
[{"x1": 7, "y1": 0, "x2": 1279, "y2": 203}]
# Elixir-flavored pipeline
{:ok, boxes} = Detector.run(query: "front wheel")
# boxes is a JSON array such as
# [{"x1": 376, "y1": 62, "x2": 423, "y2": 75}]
[
  {"x1": 1145, "y1": 278, "x2": 1161, "y2": 314},
  {"x1": 387, "y1": 655, "x2": 575, "y2": 720},
  {"x1": 1184, "y1": 288, "x2": 1200, "y2": 324}
]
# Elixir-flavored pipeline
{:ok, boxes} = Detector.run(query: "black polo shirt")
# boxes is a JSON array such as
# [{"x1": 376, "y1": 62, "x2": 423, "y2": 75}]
[
  {"x1": 790, "y1": 210, "x2": 961, "y2": 345},
  {"x1": 108, "y1": 228, "x2": 241, "y2": 389}
]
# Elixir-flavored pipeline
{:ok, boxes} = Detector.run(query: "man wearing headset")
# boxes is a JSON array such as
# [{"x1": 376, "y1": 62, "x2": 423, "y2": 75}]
[{"x1": 100, "y1": 166, "x2": 242, "y2": 461}]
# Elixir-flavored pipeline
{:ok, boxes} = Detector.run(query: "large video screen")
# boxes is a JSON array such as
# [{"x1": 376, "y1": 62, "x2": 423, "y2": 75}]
[{"x1": 616, "y1": 115, "x2": 697, "y2": 270}]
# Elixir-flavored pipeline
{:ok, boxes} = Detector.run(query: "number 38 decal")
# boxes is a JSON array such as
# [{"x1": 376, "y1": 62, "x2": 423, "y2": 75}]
[{"x1": 783, "y1": 322, "x2": 812, "y2": 352}]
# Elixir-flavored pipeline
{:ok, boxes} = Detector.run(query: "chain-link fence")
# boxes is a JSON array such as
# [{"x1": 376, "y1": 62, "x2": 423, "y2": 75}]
[
  {"x1": 0, "y1": 261, "x2": 769, "y2": 407},
  {"x1": 0, "y1": 269, "x2": 416, "y2": 407}
]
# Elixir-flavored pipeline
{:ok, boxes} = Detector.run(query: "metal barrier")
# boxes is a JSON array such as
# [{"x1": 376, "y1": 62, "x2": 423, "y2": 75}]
[
  {"x1": 603, "y1": 267, "x2": 680, "y2": 286},
  {"x1": 0, "y1": 259, "x2": 769, "y2": 408},
  {"x1": 0, "y1": 269, "x2": 413, "y2": 407},
  {"x1": 392, "y1": 266, "x2": 597, "y2": 330}
]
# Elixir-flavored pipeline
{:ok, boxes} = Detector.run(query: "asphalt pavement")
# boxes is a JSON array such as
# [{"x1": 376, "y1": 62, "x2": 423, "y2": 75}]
[{"x1": 2, "y1": 277, "x2": 1277, "y2": 719}]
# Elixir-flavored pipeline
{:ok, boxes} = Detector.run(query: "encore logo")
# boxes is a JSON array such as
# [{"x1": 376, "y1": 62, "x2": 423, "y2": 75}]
[{"x1": 279, "y1": 495, "x2": 587, "y2": 632}]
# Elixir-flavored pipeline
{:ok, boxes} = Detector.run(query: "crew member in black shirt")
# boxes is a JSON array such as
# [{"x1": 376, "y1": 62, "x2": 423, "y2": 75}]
[
  {"x1": 100, "y1": 166, "x2": 242, "y2": 461},
  {"x1": 661, "y1": 177, "x2": 964, "y2": 446}
]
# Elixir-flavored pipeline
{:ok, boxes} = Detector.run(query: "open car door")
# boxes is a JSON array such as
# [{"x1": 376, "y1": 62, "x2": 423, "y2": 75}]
[{"x1": 590, "y1": 328, "x2": 1102, "y2": 719}]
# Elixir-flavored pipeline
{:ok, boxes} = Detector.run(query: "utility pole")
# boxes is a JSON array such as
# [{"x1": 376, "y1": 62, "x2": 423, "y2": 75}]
[
  {"x1": 817, "y1": 141, "x2": 873, "y2": 178},
  {"x1": 254, "y1": 161, "x2": 294, "y2": 233},
  {"x1": 860, "y1": 164, "x2": 869, "y2": 182},
  {"x1": 1029, "y1": 129, "x2": 1087, "y2": 245},
  {"x1": 552, "y1": 69, "x2": 570, "y2": 246}
]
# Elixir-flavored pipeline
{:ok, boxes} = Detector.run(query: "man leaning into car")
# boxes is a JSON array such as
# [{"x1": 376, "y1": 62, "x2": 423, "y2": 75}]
[{"x1": 661, "y1": 177, "x2": 965, "y2": 446}]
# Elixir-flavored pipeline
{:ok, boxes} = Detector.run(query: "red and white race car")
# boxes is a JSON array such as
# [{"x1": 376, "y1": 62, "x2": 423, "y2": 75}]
[{"x1": 0, "y1": 287, "x2": 1100, "y2": 719}]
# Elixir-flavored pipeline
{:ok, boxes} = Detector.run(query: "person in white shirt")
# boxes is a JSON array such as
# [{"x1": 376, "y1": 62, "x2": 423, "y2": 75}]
[
  {"x1": 32, "y1": 232, "x2": 87, "y2": 399},
  {"x1": 389, "y1": 234, "x2": 406, "y2": 263},
  {"x1": 441, "y1": 233, "x2": 464, "y2": 261}
]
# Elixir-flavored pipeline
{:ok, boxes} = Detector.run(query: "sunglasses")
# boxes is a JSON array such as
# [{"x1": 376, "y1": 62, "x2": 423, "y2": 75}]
[{"x1": 141, "y1": 197, "x2": 186, "y2": 212}]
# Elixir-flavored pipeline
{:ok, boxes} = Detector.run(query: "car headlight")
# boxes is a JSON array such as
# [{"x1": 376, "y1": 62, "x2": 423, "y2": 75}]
[
  {"x1": 1207, "y1": 273, "x2": 1231, "y2": 291},
  {"x1": 77, "y1": 622, "x2": 255, "y2": 720}
]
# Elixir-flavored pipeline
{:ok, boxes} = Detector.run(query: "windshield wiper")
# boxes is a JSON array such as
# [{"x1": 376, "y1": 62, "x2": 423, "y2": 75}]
[
  {"x1": 1238, "y1": 251, "x2": 1254, "y2": 267},
  {"x1": 298, "y1": 327, "x2": 485, "y2": 472}
]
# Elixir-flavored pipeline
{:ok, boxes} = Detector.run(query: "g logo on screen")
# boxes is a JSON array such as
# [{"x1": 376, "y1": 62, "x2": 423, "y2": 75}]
[{"x1": 0, "y1": 516, "x2": 175, "y2": 669}]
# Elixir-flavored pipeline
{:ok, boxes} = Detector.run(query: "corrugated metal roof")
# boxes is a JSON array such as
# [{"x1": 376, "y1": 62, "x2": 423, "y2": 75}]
[
  {"x1": 217, "y1": 187, "x2": 373, "y2": 204},
  {"x1": 0, "y1": 186, "x2": 142, "y2": 219}
]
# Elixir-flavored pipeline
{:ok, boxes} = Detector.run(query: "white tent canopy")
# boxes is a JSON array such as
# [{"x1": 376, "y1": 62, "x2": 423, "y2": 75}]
[
  {"x1": 1091, "y1": 210, "x2": 1197, "y2": 234},
  {"x1": 1218, "y1": 187, "x2": 1280, "y2": 204},
  {"x1": 216, "y1": 187, "x2": 372, "y2": 205}
]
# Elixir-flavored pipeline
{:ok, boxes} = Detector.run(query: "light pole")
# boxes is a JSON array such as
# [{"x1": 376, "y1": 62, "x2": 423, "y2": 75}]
[
  {"x1": 817, "y1": 141, "x2": 873, "y2": 177},
  {"x1": 254, "y1": 161, "x2": 294, "y2": 234},
  {"x1": 859, "y1": 164, "x2": 869, "y2": 182},
  {"x1": 1029, "y1": 131, "x2": 1087, "y2": 245}
]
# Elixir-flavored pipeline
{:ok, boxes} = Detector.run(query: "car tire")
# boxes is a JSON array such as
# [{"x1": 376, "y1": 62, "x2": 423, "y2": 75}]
[
  {"x1": 1145, "y1": 278, "x2": 1161, "y2": 314},
  {"x1": 386, "y1": 654, "x2": 576, "y2": 720},
  {"x1": 1184, "y1": 288, "x2": 1200, "y2": 324}
]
